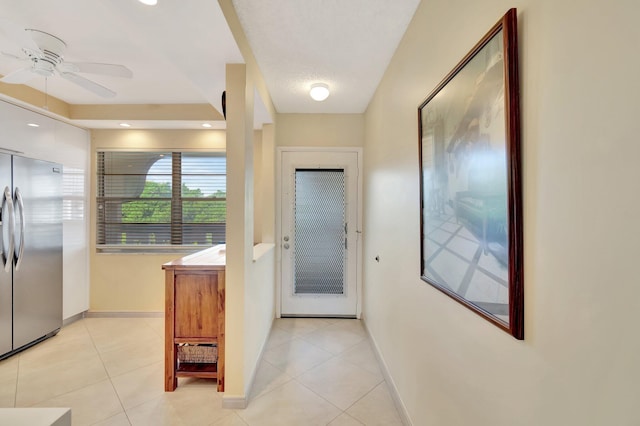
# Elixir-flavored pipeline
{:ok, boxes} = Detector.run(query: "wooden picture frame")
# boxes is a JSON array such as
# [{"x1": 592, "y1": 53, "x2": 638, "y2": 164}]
[{"x1": 418, "y1": 8, "x2": 523, "y2": 339}]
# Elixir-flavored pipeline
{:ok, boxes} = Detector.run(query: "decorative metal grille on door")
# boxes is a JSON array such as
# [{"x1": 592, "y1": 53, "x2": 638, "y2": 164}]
[{"x1": 293, "y1": 169, "x2": 345, "y2": 295}]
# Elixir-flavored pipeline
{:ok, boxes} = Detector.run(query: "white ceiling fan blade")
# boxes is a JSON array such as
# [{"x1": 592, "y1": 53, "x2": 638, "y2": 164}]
[
  {"x1": 58, "y1": 71, "x2": 116, "y2": 98},
  {"x1": 1, "y1": 50, "x2": 27, "y2": 61},
  {"x1": 61, "y1": 62, "x2": 133, "y2": 78},
  {"x1": 0, "y1": 67, "x2": 35, "y2": 84},
  {"x1": 0, "y1": 18, "x2": 41, "y2": 54}
]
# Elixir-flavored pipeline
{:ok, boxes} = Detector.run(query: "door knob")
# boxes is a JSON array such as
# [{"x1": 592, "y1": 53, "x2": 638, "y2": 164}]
[
  {"x1": 283, "y1": 236, "x2": 289, "y2": 242},
  {"x1": 283, "y1": 243, "x2": 290, "y2": 249}
]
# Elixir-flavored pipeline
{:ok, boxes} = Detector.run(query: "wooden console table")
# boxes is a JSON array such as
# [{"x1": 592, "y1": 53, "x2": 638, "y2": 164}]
[{"x1": 163, "y1": 245, "x2": 225, "y2": 392}]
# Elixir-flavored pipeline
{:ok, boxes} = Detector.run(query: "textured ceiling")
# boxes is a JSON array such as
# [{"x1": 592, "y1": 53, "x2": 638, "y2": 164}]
[
  {"x1": 232, "y1": 0, "x2": 421, "y2": 113},
  {"x1": 0, "y1": 0, "x2": 420, "y2": 128}
]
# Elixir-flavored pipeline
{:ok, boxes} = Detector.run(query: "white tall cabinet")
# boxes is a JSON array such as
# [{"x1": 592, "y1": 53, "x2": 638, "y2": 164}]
[{"x1": 0, "y1": 99, "x2": 90, "y2": 319}]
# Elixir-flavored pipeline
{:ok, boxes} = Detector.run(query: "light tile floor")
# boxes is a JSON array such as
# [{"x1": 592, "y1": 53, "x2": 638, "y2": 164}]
[{"x1": 0, "y1": 317, "x2": 403, "y2": 425}]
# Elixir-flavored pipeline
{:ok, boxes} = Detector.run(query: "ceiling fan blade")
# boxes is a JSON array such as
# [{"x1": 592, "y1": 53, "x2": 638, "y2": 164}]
[
  {"x1": 0, "y1": 18, "x2": 41, "y2": 54},
  {"x1": 0, "y1": 67, "x2": 35, "y2": 84},
  {"x1": 62, "y1": 62, "x2": 133, "y2": 78},
  {"x1": 1, "y1": 50, "x2": 27, "y2": 61},
  {"x1": 58, "y1": 71, "x2": 116, "y2": 98}
]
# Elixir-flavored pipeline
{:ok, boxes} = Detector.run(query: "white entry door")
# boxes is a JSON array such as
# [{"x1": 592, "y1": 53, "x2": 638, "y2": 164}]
[{"x1": 280, "y1": 150, "x2": 360, "y2": 317}]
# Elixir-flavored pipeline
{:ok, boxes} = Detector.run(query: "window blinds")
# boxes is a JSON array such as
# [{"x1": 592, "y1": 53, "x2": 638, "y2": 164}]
[{"x1": 97, "y1": 151, "x2": 226, "y2": 249}]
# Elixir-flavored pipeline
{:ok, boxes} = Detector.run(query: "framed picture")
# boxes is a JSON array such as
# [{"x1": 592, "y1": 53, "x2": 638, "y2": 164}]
[{"x1": 418, "y1": 9, "x2": 523, "y2": 339}]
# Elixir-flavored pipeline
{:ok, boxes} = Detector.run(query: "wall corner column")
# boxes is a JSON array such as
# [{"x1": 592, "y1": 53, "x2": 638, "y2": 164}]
[
  {"x1": 224, "y1": 63, "x2": 254, "y2": 400},
  {"x1": 261, "y1": 123, "x2": 275, "y2": 243}
]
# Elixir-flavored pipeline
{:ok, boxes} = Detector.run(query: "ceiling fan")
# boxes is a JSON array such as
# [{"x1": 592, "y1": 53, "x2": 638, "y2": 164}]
[{"x1": 0, "y1": 18, "x2": 132, "y2": 98}]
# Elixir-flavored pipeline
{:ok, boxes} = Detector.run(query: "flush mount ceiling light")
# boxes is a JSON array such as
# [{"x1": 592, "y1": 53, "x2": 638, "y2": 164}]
[
  {"x1": 138, "y1": 0, "x2": 158, "y2": 5},
  {"x1": 309, "y1": 83, "x2": 330, "y2": 101},
  {"x1": 119, "y1": 123, "x2": 131, "y2": 128},
  {"x1": 201, "y1": 123, "x2": 212, "y2": 128}
]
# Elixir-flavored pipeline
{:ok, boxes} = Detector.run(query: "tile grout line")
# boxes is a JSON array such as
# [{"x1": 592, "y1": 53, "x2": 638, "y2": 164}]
[
  {"x1": 83, "y1": 318, "x2": 133, "y2": 426},
  {"x1": 16, "y1": 323, "x2": 97, "y2": 408},
  {"x1": 233, "y1": 319, "x2": 401, "y2": 425},
  {"x1": 248, "y1": 330, "x2": 345, "y2": 413},
  {"x1": 292, "y1": 335, "x2": 383, "y2": 423},
  {"x1": 291, "y1": 361, "x2": 349, "y2": 423},
  {"x1": 89, "y1": 317, "x2": 171, "y2": 423},
  {"x1": 294, "y1": 354, "x2": 385, "y2": 424},
  {"x1": 13, "y1": 320, "x2": 127, "y2": 421},
  {"x1": 12, "y1": 353, "x2": 20, "y2": 408}
]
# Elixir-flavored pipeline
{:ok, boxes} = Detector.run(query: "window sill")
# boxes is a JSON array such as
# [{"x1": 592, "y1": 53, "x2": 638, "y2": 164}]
[{"x1": 96, "y1": 244, "x2": 218, "y2": 255}]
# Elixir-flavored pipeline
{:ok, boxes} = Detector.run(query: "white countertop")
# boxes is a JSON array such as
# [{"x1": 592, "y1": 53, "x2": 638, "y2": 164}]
[{"x1": 0, "y1": 408, "x2": 71, "y2": 426}]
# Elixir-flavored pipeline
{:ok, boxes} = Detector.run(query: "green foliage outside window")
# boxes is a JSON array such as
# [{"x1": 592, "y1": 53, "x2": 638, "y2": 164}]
[{"x1": 121, "y1": 181, "x2": 226, "y2": 224}]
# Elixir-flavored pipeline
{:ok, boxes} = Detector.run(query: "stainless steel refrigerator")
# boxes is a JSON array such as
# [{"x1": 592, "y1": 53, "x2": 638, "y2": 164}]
[{"x1": 0, "y1": 153, "x2": 63, "y2": 359}]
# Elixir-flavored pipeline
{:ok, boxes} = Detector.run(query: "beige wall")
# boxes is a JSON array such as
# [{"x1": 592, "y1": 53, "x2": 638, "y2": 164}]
[
  {"x1": 89, "y1": 129, "x2": 226, "y2": 312},
  {"x1": 218, "y1": 0, "x2": 279, "y2": 402},
  {"x1": 259, "y1": 124, "x2": 276, "y2": 243},
  {"x1": 363, "y1": 0, "x2": 640, "y2": 425},
  {"x1": 276, "y1": 113, "x2": 364, "y2": 147},
  {"x1": 223, "y1": 63, "x2": 255, "y2": 400},
  {"x1": 222, "y1": 62, "x2": 277, "y2": 404},
  {"x1": 244, "y1": 244, "x2": 276, "y2": 396},
  {"x1": 253, "y1": 130, "x2": 263, "y2": 243}
]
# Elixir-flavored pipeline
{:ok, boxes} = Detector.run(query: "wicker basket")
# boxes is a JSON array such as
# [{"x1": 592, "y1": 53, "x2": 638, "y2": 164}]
[{"x1": 177, "y1": 344, "x2": 218, "y2": 364}]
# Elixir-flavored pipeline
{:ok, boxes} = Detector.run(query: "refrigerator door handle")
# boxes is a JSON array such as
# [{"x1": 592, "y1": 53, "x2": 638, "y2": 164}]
[
  {"x1": 1, "y1": 186, "x2": 15, "y2": 272},
  {"x1": 14, "y1": 187, "x2": 25, "y2": 271}
]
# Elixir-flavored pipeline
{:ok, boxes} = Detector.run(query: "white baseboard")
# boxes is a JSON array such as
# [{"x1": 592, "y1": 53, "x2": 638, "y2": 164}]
[
  {"x1": 62, "y1": 311, "x2": 85, "y2": 326},
  {"x1": 361, "y1": 317, "x2": 413, "y2": 426},
  {"x1": 222, "y1": 396, "x2": 247, "y2": 409},
  {"x1": 84, "y1": 311, "x2": 164, "y2": 318}
]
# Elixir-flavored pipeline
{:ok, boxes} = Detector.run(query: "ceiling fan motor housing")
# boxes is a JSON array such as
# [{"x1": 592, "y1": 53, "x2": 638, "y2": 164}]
[{"x1": 24, "y1": 29, "x2": 66, "y2": 77}]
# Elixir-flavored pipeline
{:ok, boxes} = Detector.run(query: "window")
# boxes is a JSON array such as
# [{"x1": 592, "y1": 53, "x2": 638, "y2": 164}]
[
  {"x1": 96, "y1": 151, "x2": 226, "y2": 251},
  {"x1": 63, "y1": 167, "x2": 85, "y2": 221}
]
